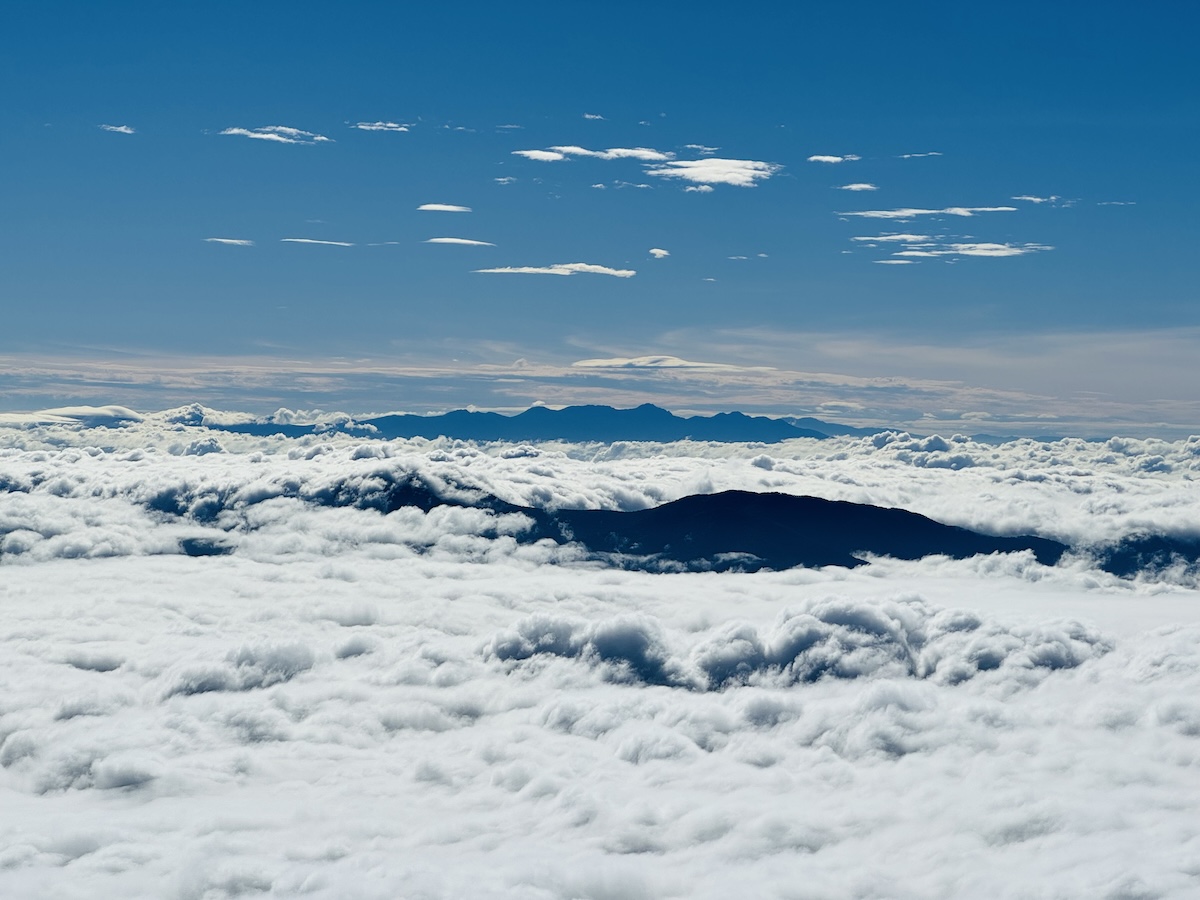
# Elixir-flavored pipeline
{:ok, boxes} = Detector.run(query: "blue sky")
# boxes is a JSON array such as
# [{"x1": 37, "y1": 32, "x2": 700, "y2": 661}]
[{"x1": 2, "y1": 1, "x2": 1198, "y2": 432}]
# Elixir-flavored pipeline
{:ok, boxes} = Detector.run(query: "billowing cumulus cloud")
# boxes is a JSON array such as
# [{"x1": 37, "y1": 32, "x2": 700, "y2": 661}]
[
  {"x1": 204, "y1": 238, "x2": 254, "y2": 246},
  {"x1": 99, "y1": 124, "x2": 135, "y2": 134},
  {"x1": 424, "y1": 238, "x2": 496, "y2": 246},
  {"x1": 649, "y1": 248, "x2": 670, "y2": 259},
  {"x1": 645, "y1": 158, "x2": 781, "y2": 188},
  {"x1": 807, "y1": 154, "x2": 861, "y2": 163},
  {"x1": 0, "y1": 423, "x2": 1199, "y2": 897},
  {"x1": 417, "y1": 203, "x2": 472, "y2": 212},
  {"x1": 474, "y1": 262, "x2": 635, "y2": 277},
  {"x1": 219, "y1": 125, "x2": 332, "y2": 145}
]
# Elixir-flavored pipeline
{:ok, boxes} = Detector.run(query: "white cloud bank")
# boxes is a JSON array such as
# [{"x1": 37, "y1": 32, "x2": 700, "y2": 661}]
[
  {"x1": 424, "y1": 238, "x2": 495, "y2": 247},
  {"x1": 474, "y1": 262, "x2": 635, "y2": 278},
  {"x1": 645, "y1": 158, "x2": 781, "y2": 188},
  {"x1": 0, "y1": 429, "x2": 1199, "y2": 897},
  {"x1": 99, "y1": 124, "x2": 135, "y2": 134},
  {"x1": 418, "y1": 203, "x2": 472, "y2": 212},
  {"x1": 219, "y1": 126, "x2": 332, "y2": 145}
]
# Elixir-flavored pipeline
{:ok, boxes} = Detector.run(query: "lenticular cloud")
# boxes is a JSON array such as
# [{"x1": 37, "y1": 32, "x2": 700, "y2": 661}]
[{"x1": 2, "y1": 414, "x2": 1200, "y2": 898}]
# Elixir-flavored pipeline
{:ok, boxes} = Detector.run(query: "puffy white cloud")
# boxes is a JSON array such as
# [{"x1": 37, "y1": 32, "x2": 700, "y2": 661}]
[
  {"x1": 684, "y1": 185, "x2": 715, "y2": 193},
  {"x1": 852, "y1": 233, "x2": 932, "y2": 243},
  {"x1": 649, "y1": 248, "x2": 670, "y2": 259},
  {"x1": 351, "y1": 121, "x2": 411, "y2": 132},
  {"x1": 98, "y1": 124, "x2": 135, "y2": 134},
  {"x1": 583, "y1": 113, "x2": 605, "y2": 120},
  {"x1": 280, "y1": 238, "x2": 354, "y2": 247},
  {"x1": 684, "y1": 144, "x2": 720, "y2": 154},
  {"x1": 838, "y1": 206, "x2": 1018, "y2": 220},
  {"x1": 807, "y1": 154, "x2": 861, "y2": 163},
  {"x1": 474, "y1": 262, "x2": 635, "y2": 278},
  {"x1": 424, "y1": 238, "x2": 496, "y2": 247},
  {"x1": 204, "y1": 238, "x2": 254, "y2": 246},
  {"x1": 219, "y1": 126, "x2": 332, "y2": 145},
  {"x1": 645, "y1": 158, "x2": 781, "y2": 188},
  {"x1": 417, "y1": 203, "x2": 472, "y2": 212},
  {"x1": 838, "y1": 183, "x2": 878, "y2": 191}
]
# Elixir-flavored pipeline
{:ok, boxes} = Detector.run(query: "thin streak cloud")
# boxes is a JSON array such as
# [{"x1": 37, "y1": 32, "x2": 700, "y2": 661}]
[
  {"x1": 418, "y1": 204, "x2": 472, "y2": 212},
  {"x1": 99, "y1": 124, "x2": 135, "y2": 134},
  {"x1": 838, "y1": 206, "x2": 1018, "y2": 220},
  {"x1": 351, "y1": 121, "x2": 411, "y2": 132},
  {"x1": 219, "y1": 126, "x2": 332, "y2": 145},
  {"x1": 838, "y1": 183, "x2": 878, "y2": 191},
  {"x1": 281, "y1": 238, "x2": 354, "y2": 247},
  {"x1": 424, "y1": 238, "x2": 496, "y2": 246},
  {"x1": 204, "y1": 238, "x2": 254, "y2": 246},
  {"x1": 474, "y1": 262, "x2": 636, "y2": 278}
]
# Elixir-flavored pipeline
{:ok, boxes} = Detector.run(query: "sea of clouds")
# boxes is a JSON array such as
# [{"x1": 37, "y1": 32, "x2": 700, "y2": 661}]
[{"x1": 2, "y1": 409, "x2": 1199, "y2": 898}]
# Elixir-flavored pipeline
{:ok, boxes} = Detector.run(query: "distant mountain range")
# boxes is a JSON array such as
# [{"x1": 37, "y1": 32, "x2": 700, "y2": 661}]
[{"x1": 211, "y1": 403, "x2": 884, "y2": 443}]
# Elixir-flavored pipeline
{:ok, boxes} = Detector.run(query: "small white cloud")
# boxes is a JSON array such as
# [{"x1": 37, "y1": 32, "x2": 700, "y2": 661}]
[
  {"x1": 571, "y1": 355, "x2": 740, "y2": 369},
  {"x1": 728, "y1": 255, "x2": 748, "y2": 260},
  {"x1": 1011, "y1": 195, "x2": 1062, "y2": 204},
  {"x1": 684, "y1": 185, "x2": 715, "y2": 193},
  {"x1": 220, "y1": 126, "x2": 332, "y2": 145},
  {"x1": 838, "y1": 206, "x2": 1018, "y2": 220},
  {"x1": 204, "y1": 238, "x2": 254, "y2": 246},
  {"x1": 281, "y1": 238, "x2": 354, "y2": 247},
  {"x1": 474, "y1": 262, "x2": 635, "y2": 278},
  {"x1": 757, "y1": 253, "x2": 768, "y2": 258},
  {"x1": 838, "y1": 183, "x2": 878, "y2": 191},
  {"x1": 649, "y1": 248, "x2": 670, "y2": 259},
  {"x1": 583, "y1": 113, "x2": 606, "y2": 120},
  {"x1": 550, "y1": 146, "x2": 674, "y2": 161},
  {"x1": 807, "y1": 154, "x2": 861, "y2": 163},
  {"x1": 591, "y1": 183, "x2": 607, "y2": 189},
  {"x1": 418, "y1": 204, "x2": 472, "y2": 212},
  {"x1": 875, "y1": 259, "x2": 916, "y2": 264},
  {"x1": 898, "y1": 151, "x2": 943, "y2": 159},
  {"x1": 99, "y1": 124, "x2": 135, "y2": 134},
  {"x1": 646, "y1": 158, "x2": 780, "y2": 188},
  {"x1": 851, "y1": 233, "x2": 932, "y2": 243},
  {"x1": 424, "y1": 238, "x2": 495, "y2": 247},
  {"x1": 496, "y1": 124, "x2": 523, "y2": 130},
  {"x1": 684, "y1": 144, "x2": 720, "y2": 154},
  {"x1": 494, "y1": 177, "x2": 517, "y2": 185},
  {"x1": 513, "y1": 149, "x2": 567, "y2": 161},
  {"x1": 351, "y1": 121, "x2": 411, "y2": 132},
  {"x1": 702, "y1": 277, "x2": 717, "y2": 281},
  {"x1": 1098, "y1": 200, "x2": 1136, "y2": 206}
]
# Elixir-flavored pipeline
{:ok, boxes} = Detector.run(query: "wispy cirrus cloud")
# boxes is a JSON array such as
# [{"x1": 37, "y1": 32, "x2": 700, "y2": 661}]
[
  {"x1": 582, "y1": 113, "x2": 605, "y2": 120},
  {"x1": 220, "y1": 126, "x2": 332, "y2": 145},
  {"x1": 838, "y1": 206, "x2": 1017, "y2": 220},
  {"x1": 350, "y1": 121, "x2": 411, "y2": 132},
  {"x1": 852, "y1": 233, "x2": 932, "y2": 243},
  {"x1": 281, "y1": 238, "x2": 353, "y2": 247},
  {"x1": 99, "y1": 124, "x2": 135, "y2": 134},
  {"x1": 807, "y1": 154, "x2": 861, "y2": 163},
  {"x1": 684, "y1": 144, "x2": 720, "y2": 154},
  {"x1": 898, "y1": 151, "x2": 943, "y2": 159},
  {"x1": 417, "y1": 203, "x2": 472, "y2": 212},
  {"x1": 645, "y1": 158, "x2": 781, "y2": 188},
  {"x1": 204, "y1": 238, "x2": 254, "y2": 246},
  {"x1": 494, "y1": 176, "x2": 517, "y2": 185},
  {"x1": 838, "y1": 183, "x2": 877, "y2": 191},
  {"x1": 513, "y1": 146, "x2": 674, "y2": 162},
  {"x1": 474, "y1": 262, "x2": 635, "y2": 278},
  {"x1": 895, "y1": 242, "x2": 1052, "y2": 258},
  {"x1": 424, "y1": 238, "x2": 495, "y2": 247}
]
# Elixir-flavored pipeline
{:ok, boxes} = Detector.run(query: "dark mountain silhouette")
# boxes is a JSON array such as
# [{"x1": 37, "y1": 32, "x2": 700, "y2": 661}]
[{"x1": 215, "y1": 404, "x2": 830, "y2": 443}]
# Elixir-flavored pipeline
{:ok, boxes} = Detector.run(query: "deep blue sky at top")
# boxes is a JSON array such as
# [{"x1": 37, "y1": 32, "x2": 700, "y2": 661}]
[{"x1": 2, "y1": 0, "x2": 1197, "y2": 367}]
